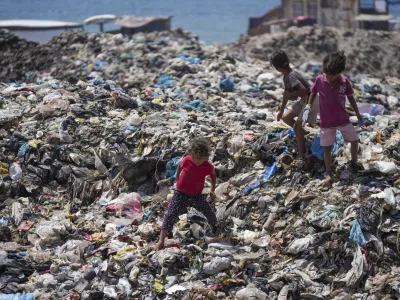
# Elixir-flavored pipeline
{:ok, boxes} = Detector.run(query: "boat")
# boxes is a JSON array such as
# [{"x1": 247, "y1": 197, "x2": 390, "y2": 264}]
[
  {"x1": 0, "y1": 20, "x2": 83, "y2": 43},
  {"x1": 114, "y1": 15, "x2": 172, "y2": 35},
  {"x1": 83, "y1": 14, "x2": 117, "y2": 32},
  {"x1": 0, "y1": 14, "x2": 172, "y2": 44}
]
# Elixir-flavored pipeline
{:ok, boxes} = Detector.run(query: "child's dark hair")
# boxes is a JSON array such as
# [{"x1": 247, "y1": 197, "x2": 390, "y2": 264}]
[
  {"x1": 188, "y1": 138, "x2": 210, "y2": 158},
  {"x1": 323, "y1": 51, "x2": 346, "y2": 75},
  {"x1": 270, "y1": 50, "x2": 290, "y2": 69}
]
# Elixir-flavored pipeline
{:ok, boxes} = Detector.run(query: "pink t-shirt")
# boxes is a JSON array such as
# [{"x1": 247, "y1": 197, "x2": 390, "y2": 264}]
[
  {"x1": 176, "y1": 156, "x2": 216, "y2": 195},
  {"x1": 311, "y1": 74, "x2": 354, "y2": 128}
]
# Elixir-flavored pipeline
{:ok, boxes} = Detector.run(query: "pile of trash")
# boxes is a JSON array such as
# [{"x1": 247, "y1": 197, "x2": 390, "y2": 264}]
[
  {"x1": 0, "y1": 28, "x2": 205, "y2": 87},
  {"x1": 237, "y1": 26, "x2": 400, "y2": 78},
  {"x1": 0, "y1": 28, "x2": 399, "y2": 299}
]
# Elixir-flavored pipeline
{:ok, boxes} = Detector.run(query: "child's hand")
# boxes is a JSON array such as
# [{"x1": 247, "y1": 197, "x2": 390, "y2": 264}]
[{"x1": 277, "y1": 110, "x2": 283, "y2": 121}]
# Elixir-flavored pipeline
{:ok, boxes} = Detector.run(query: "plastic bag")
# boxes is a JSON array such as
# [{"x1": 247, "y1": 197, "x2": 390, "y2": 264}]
[
  {"x1": 0, "y1": 293, "x2": 37, "y2": 300},
  {"x1": 203, "y1": 256, "x2": 232, "y2": 275},
  {"x1": 312, "y1": 132, "x2": 344, "y2": 160},
  {"x1": 106, "y1": 192, "x2": 142, "y2": 213},
  {"x1": 349, "y1": 219, "x2": 366, "y2": 248},
  {"x1": 93, "y1": 150, "x2": 109, "y2": 175},
  {"x1": 358, "y1": 103, "x2": 385, "y2": 116},
  {"x1": 166, "y1": 157, "x2": 181, "y2": 179},
  {"x1": 124, "y1": 113, "x2": 142, "y2": 126},
  {"x1": 220, "y1": 79, "x2": 234, "y2": 92},
  {"x1": 243, "y1": 162, "x2": 277, "y2": 194},
  {"x1": 9, "y1": 163, "x2": 22, "y2": 181},
  {"x1": 288, "y1": 235, "x2": 315, "y2": 254},
  {"x1": 363, "y1": 161, "x2": 397, "y2": 174},
  {"x1": 236, "y1": 285, "x2": 267, "y2": 300}
]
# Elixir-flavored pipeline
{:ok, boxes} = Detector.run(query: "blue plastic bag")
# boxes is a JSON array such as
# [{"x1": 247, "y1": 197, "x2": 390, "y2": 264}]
[
  {"x1": 178, "y1": 99, "x2": 205, "y2": 111},
  {"x1": 154, "y1": 75, "x2": 176, "y2": 88},
  {"x1": 220, "y1": 79, "x2": 234, "y2": 92},
  {"x1": 311, "y1": 131, "x2": 344, "y2": 160},
  {"x1": 349, "y1": 219, "x2": 366, "y2": 248},
  {"x1": 243, "y1": 161, "x2": 277, "y2": 194},
  {"x1": 0, "y1": 294, "x2": 36, "y2": 300},
  {"x1": 17, "y1": 143, "x2": 30, "y2": 161},
  {"x1": 166, "y1": 157, "x2": 181, "y2": 179},
  {"x1": 180, "y1": 56, "x2": 201, "y2": 64}
]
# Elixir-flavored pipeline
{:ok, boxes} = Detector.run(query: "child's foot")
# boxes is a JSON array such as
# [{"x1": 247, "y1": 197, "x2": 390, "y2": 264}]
[
  {"x1": 348, "y1": 161, "x2": 362, "y2": 173},
  {"x1": 154, "y1": 242, "x2": 164, "y2": 251},
  {"x1": 323, "y1": 174, "x2": 333, "y2": 188}
]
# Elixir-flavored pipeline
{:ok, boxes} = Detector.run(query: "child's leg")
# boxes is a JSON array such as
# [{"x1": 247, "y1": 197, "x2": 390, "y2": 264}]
[
  {"x1": 156, "y1": 191, "x2": 189, "y2": 250},
  {"x1": 338, "y1": 123, "x2": 359, "y2": 164},
  {"x1": 191, "y1": 194, "x2": 217, "y2": 230},
  {"x1": 324, "y1": 145, "x2": 334, "y2": 178},
  {"x1": 350, "y1": 140, "x2": 358, "y2": 163},
  {"x1": 320, "y1": 127, "x2": 336, "y2": 185},
  {"x1": 294, "y1": 120, "x2": 305, "y2": 157},
  {"x1": 282, "y1": 110, "x2": 297, "y2": 127}
]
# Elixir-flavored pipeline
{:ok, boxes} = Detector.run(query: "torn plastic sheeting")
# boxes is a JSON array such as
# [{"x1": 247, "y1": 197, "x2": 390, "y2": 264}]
[
  {"x1": 349, "y1": 219, "x2": 366, "y2": 248},
  {"x1": 363, "y1": 161, "x2": 397, "y2": 174},
  {"x1": 165, "y1": 285, "x2": 187, "y2": 295},
  {"x1": 311, "y1": 131, "x2": 344, "y2": 160},
  {"x1": 243, "y1": 161, "x2": 277, "y2": 194},
  {"x1": 371, "y1": 187, "x2": 396, "y2": 207},
  {"x1": 202, "y1": 256, "x2": 232, "y2": 275},
  {"x1": 338, "y1": 246, "x2": 367, "y2": 287},
  {"x1": 364, "y1": 232, "x2": 384, "y2": 255},
  {"x1": 93, "y1": 150, "x2": 109, "y2": 176},
  {"x1": 236, "y1": 284, "x2": 267, "y2": 300},
  {"x1": 106, "y1": 192, "x2": 142, "y2": 213},
  {"x1": 288, "y1": 235, "x2": 316, "y2": 254}
]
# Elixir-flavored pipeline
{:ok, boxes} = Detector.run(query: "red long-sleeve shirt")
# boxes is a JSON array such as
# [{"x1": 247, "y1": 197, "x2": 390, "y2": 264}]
[{"x1": 176, "y1": 156, "x2": 216, "y2": 195}]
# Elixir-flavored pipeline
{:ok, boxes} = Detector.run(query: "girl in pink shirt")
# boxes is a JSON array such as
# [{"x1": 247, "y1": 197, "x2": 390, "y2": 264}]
[
  {"x1": 155, "y1": 138, "x2": 217, "y2": 250},
  {"x1": 305, "y1": 51, "x2": 363, "y2": 186}
]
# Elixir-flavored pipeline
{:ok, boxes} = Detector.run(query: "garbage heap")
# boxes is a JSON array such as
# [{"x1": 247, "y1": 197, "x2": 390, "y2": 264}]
[
  {"x1": 0, "y1": 28, "x2": 206, "y2": 87},
  {"x1": 236, "y1": 26, "x2": 400, "y2": 78},
  {"x1": 0, "y1": 30, "x2": 399, "y2": 300}
]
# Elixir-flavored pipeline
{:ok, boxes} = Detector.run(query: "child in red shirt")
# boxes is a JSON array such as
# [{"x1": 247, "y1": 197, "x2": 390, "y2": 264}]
[{"x1": 155, "y1": 138, "x2": 217, "y2": 250}]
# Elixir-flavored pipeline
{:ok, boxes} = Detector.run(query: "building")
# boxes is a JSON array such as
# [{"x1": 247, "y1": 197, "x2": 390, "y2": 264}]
[
  {"x1": 281, "y1": 0, "x2": 390, "y2": 29},
  {"x1": 248, "y1": 0, "x2": 392, "y2": 35}
]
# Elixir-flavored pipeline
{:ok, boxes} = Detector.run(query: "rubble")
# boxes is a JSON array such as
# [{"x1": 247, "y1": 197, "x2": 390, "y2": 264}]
[{"x1": 0, "y1": 26, "x2": 399, "y2": 299}]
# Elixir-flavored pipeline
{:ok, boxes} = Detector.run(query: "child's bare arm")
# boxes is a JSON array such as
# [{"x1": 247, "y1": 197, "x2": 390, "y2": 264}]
[
  {"x1": 176, "y1": 165, "x2": 182, "y2": 180},
  {"x1": 308, "y1": 92, "x2": 317, "y2": 106},
  {"x1": 284, "y1": 83, "x2": 308, "y2": 99},
  {"x1": 347, "y1": 95, "x2": 363, "y2": 121}
]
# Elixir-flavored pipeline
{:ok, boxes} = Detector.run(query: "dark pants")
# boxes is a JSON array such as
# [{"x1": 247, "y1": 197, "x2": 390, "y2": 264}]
[{"x1": 161, "y1": 190, "x2": 217, "y2": 231}]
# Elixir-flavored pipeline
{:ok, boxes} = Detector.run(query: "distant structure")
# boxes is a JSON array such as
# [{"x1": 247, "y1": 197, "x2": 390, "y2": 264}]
[{"x1": 248, "y1": 0, "x2": 394, "y2": 35}]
